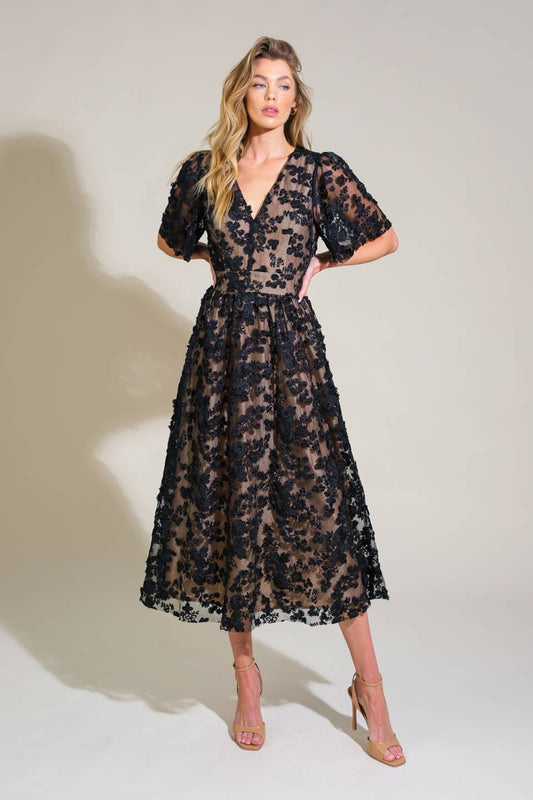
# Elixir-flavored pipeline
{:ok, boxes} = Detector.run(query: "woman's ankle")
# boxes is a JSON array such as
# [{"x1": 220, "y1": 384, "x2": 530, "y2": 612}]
[
  {"x1": 233, "y1": 654, "x2": 254, "y2": 667},
  {"x1": 356, "y1": 671, "x2": 382, "y2": 685}
]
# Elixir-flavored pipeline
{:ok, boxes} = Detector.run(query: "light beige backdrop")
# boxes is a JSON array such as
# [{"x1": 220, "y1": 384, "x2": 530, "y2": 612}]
[{"x1": 1, "y1": 1, "x2": 531, "y2": 798}]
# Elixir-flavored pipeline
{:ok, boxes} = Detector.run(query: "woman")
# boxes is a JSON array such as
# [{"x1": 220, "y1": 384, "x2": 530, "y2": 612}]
[{"x1": 139, "y1": 36, "x2": 405, "y2": 766}]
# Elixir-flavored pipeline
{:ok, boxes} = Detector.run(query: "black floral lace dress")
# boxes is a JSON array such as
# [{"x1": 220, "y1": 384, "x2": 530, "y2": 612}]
[{"x1": 139, "y1": 144, "x2": 393, "y2": 632}]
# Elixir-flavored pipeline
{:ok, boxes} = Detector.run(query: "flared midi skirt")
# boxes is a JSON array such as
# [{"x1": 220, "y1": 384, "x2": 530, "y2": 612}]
[{"x1": 139, "y1": 285, "x2": 389, "y2": 632}]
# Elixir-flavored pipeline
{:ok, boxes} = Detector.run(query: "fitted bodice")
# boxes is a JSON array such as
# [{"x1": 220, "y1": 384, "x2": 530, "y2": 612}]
[{"x1": 158, "y1": 145, "x2": 392, "y2": 296}]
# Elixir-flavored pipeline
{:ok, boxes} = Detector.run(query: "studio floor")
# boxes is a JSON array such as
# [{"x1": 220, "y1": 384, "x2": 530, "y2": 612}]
[{"x1": 1, "y1": 592, "x2": 530, "y2": 800}]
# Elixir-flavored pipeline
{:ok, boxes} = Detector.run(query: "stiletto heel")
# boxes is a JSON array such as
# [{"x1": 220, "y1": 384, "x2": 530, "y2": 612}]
[
  {"x1": 232, "y1": 656, "x2": 266, "y2": 750},
  {"x1": 347, "y1": 684, "x2": 358, "y2": 729},
  {"x1": 347, "y1": 671, "x2": 406, "y2": 767}
]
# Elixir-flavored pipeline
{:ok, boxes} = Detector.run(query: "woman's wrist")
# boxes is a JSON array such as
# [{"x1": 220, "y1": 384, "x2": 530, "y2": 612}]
[
  {"x1": 316, "y1": 250, "x2": 333, "y2": 271},
  {"x1": 191, "y1": 242, "x2": 209, "y2": 261}
]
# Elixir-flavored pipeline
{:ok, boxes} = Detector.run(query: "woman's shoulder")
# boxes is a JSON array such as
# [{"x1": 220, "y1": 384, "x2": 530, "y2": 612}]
[
  {"x1": 295, "y1": 147, "x2": 355, "y2": 183},
  {"x1": 181, "y1": 146, "x2": 347, "y2": 177},
  {"x1": 180, "y1": 148, "x2": 211, "y2": 172},
  {"x1": 296, "y1": 145, "x2": 345, "y2": 163},
  {"x1": 185, "y1": 145, "x2": 342, "y2": 168}
]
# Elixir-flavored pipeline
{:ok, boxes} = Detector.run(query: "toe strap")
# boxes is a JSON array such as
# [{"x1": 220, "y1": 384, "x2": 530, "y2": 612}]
[
  {"x1": 368, "y1": 734, "x2": 401, "y2": 750},
  {"x1": 233, "y1": 722, "x2": 265, "y2": 733}
]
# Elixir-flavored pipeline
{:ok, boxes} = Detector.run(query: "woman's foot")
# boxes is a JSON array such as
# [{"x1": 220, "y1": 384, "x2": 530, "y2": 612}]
[
  {"x1": 355, "y1": 674, "x2": 404, "y2": 762},
  {"x1": 233, "y1": 657, "x2": 264, "y2": 747}
]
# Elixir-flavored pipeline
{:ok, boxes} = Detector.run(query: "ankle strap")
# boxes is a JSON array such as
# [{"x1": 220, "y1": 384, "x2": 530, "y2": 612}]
[
  {"x1": 232, "y1": 656, "x2": 257, "y2": 672},
  {"x1": 353, "y1": 670, "x2": 383, "y2": 687}
]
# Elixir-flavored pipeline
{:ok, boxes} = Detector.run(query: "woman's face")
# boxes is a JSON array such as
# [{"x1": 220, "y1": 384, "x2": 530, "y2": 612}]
[{"x1": 244, "y1": 57, "x2": 297, "y2": 133}]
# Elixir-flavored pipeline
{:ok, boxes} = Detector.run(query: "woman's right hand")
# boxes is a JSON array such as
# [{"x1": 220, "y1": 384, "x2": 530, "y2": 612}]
[{"x1": 195, "y1": 243, "x2": 216, "y2": 286}]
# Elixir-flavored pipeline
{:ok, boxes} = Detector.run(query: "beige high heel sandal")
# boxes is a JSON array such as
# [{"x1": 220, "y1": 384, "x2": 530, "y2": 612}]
[
  {"x1": 347, "y1": 671, "x2": 406, "y2": 767},
  {"x1": 232, "y1": 656, "x2": 266, "y2": 750}
]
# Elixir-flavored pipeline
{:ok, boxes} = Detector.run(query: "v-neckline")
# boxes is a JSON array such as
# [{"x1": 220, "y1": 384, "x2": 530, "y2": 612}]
[{"x1": 235, "y1": 145, "x2": 300, "y2": 223}]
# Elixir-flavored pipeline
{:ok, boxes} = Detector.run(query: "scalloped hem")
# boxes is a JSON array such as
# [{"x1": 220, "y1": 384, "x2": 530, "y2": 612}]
[{"x1": 139, "y1": 589, "x2": 389, "y2": 632}]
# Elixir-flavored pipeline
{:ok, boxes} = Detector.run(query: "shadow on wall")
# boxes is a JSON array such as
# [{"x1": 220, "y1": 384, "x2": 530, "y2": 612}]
[{"x1": 0, "y1": 133, "x2": 338, "y2": 721}]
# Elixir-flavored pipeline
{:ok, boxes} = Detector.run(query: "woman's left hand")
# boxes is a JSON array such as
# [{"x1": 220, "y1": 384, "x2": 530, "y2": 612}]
[{"x1": 297, "y1": 252, "x2": 330, "y2": 302}]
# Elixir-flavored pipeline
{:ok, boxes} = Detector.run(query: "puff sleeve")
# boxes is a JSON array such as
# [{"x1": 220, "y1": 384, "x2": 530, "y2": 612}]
[
  {"x1": 158, "y1": 151, "x2": 207, "y2": 261},
  {"x1": 312, "y1": 150, "x2": 392, "y2": 263}
]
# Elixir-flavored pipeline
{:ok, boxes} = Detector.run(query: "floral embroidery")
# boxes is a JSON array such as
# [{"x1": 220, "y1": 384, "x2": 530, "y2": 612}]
[{"x1": 140, "y1": 145, "x2": 392, "y2": 631}]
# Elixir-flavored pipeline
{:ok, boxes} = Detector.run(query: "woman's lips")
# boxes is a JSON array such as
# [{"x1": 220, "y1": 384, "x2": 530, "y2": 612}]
[{"x1": 262, "y1": 108, "x2": 279, "y2": 116}]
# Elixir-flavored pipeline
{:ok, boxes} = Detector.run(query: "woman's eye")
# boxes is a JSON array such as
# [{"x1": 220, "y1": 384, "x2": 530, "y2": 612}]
[{"x1": 251, "y1": 82, "x2": 291, "y2": 90}]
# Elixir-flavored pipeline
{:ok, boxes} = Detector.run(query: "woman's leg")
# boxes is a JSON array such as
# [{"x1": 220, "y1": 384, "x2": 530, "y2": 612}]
[
  {"x1": 339, "y1": 611, "x2": 404, "y2": 761},
  {"x1": 228, "y1": 630, "x2": 264, "y2": 747}
]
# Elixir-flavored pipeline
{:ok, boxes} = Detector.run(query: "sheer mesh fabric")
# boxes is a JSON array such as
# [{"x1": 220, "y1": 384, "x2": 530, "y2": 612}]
[{"x1": 140, "y1": 145, "x2": 392, "y2": 632}]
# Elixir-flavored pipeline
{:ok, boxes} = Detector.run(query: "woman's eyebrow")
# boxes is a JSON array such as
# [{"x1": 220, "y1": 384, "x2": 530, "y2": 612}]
[{"x1": 252, "y1": 73, "x2": 293, "y2": 81}]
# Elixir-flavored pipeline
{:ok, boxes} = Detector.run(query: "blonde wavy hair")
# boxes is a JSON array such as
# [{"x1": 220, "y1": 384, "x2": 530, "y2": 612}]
[{"x1": 169, "y1": 36, "x2": 313, "y2": 230}]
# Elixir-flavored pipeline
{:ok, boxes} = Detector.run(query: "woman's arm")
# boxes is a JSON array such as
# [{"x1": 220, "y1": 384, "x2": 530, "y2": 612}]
[
  {"x1": 297, "y1": 227, "x2": 398, "y2": 302},
  {"x1": 317, "y1": 226, "x2": 398, "y2": 272},
  {"x1": 157, "y1": 233, "x2": 210, "y2": 262},
  {"x1": 158, "y1": 234, "x2": 216, "y2": 284}
]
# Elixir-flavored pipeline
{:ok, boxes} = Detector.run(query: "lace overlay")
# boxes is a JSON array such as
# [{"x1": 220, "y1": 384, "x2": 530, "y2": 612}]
[{"x1": 140, "y1": 145, "x2": 392, "y2": 632}]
